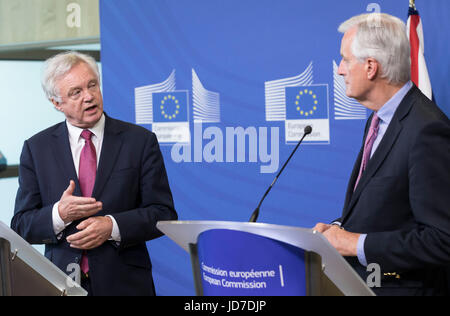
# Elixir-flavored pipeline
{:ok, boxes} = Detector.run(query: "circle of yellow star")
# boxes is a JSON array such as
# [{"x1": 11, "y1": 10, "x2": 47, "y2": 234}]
[
  {"x1": 295, "y1": 88, "x2": 318, "y2": 117},
  {"x1": 160, "y1": 94, "x2": 181, "y2": 120}
]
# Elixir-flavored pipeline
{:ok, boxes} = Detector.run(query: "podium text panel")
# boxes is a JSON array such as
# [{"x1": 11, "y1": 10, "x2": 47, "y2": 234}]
[{"x1": 196, "y1": 229, "x2": 306, "y2": 296}]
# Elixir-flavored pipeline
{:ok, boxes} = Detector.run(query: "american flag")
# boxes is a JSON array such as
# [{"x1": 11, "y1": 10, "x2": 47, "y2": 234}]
[{"x1": 406, "y1": 1, "x2": 432, "y2": 100}]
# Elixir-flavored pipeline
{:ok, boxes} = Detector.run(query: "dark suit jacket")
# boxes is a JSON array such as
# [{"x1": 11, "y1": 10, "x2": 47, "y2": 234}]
[
  {"x1": 340, "y1": 85, "x2": 450, "y2": 296},
  {"x1": 11, "y1": 114, "x2": 177, "y2": 296}
]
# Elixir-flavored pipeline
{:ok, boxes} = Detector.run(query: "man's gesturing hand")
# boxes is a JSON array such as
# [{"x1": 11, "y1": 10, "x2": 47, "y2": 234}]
[
  {"x1": 58, "y1": 180, "x2": 102, "y2": 224},
  {"x1": 66, "y1": 216, "x2": 113, "y2": 250}
]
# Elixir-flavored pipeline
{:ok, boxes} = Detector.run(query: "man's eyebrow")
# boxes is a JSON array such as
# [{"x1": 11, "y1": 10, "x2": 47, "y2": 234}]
[{"x1": 67, "y1": 86, "x2": 81, "y2": 94}]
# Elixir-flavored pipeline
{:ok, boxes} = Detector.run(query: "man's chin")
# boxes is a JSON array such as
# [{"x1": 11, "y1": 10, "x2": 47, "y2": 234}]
[
  {"x1": 71, "y1": 111, "x2": 103, "y2": 128},
  {"x1": 345, "y1": 90, "x2": 357, "y2": 99}
]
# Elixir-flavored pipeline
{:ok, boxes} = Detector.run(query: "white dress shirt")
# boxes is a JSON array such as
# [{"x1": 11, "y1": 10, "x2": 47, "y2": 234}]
[{"x1": 52, "y1": 114, "x2": 121, "y2": 242}]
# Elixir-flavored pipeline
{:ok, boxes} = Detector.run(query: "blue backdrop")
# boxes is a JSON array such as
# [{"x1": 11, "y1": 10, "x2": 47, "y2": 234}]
[{"x1": 99, "y1": 0, "x2": 450, "y2": 295}]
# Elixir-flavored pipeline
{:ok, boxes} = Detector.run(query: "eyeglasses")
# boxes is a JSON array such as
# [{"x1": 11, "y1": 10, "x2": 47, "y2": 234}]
[{"x1": 67, "y1": 81, "x2": 100, "y2": 101}]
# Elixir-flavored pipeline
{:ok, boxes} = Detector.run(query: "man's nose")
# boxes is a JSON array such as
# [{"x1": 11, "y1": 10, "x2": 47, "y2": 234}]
[
  {"x1": 83, "y1": 89, "x2": 95, "y2": 102},
  {"x1": 337, "y1": 59, "x2": 345, "y2": 76}
]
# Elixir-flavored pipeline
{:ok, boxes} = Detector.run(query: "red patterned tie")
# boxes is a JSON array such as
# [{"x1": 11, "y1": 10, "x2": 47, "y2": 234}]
[
  {"x1": 354, "y1": 113, "x2": 380, "y2": 191},
  {"x1": 79, "y1": 130, "x2": 97, "y2": 274}
]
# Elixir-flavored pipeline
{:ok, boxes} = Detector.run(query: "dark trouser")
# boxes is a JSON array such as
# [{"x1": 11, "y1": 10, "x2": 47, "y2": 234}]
[{"x1": 81, "y1": 273, "x2": 93, "y2": 296}]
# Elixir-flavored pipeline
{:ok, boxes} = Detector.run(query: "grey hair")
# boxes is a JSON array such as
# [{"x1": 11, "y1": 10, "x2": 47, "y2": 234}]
[
  {"x1": 338, "y1": 13, "x2": 411, "y2": 84},
  {"x1": 42, "y1": 51, "x2": 100, "y2": 102}
]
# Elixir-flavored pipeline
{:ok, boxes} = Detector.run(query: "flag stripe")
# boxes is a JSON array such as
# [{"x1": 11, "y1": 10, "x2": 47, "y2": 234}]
[
  {"x1": 409, "y1": 14, "x2": 420, "y2": 86},
  {"x1": 407, "y1": 6, "x2": 432, "y2": 100}
]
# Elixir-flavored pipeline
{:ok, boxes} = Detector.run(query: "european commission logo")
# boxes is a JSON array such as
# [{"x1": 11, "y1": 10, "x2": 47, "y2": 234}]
[
  {"x1": 285, "y1": 84, "x2": 330, "y2": 144},
  {"x1": 134, "y1": 69, "x2": 221, "y2": 144},
  {"x1": 265, "y1": 62, "x2": 330, "y2": 144},
  {"x1": 285, "y1": 86, "x2": 328, "y2": 120},
  {"x1": 265, "y1": 61, "x2": 369, "y2": 145},
  {"x1": 153, "y1": 92, "x2": 188, "y2": 123}
]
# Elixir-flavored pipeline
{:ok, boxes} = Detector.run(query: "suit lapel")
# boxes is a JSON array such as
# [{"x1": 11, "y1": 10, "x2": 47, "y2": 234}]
[
  {"x1": 340, "y1": 115, "x2": 371, "y2": 223},
  {"x1": 92, "y1": 115, "x2": 124, "y2": 199},
  {"x1": 341, "y1": 87, "x2": 418, "y2": 224},
  {"x1": 51, "y1": 122, "x2": 82, "y2": 196},
  {"x1": 341, "y1": 145, "x2": 364, "y2": 221},
  {"x1": 346, "y1": 117, "x2": 403, "y2": 213}
]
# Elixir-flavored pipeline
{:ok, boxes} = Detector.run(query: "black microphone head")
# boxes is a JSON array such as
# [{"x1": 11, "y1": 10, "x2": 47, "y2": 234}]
[{"x1": 304, "y1": 125, "x2": 312, "y2": 135}]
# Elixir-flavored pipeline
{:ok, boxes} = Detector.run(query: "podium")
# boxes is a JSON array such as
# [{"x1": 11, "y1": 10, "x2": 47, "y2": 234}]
[
  {"x1": 157, "y1": 221, "x2": 375, "y2": 296},
  {"x1": 0, "y1": 221, "x2": 87, "y2": 296}
]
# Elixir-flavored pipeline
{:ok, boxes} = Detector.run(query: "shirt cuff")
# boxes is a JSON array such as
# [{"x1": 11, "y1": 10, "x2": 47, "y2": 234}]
[
  {"x1": 106, "y1": 215, "x2": 121, "y2": 242},
  {"x1": 357, "y1": 234, "x2": 368, "y2": 266},
  {"x1": 52, "y1": 202, "x2": 71, "y2": 236}
]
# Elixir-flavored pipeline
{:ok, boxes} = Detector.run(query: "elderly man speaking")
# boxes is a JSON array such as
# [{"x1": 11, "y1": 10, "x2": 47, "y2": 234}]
[{"x1": 12, "y1": 51, "x2": 177, "y2": 296}]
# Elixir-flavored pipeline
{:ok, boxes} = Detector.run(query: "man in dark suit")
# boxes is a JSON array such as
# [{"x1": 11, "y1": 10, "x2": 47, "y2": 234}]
[
  {"x1": 314, "y1": 13, "x2": 450, "y2": 295},
  {"x1": 11, "y1": 51, "x2": 177, "y2": 295}
]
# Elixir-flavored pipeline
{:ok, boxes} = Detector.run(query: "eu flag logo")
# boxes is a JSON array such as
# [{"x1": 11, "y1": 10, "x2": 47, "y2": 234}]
[
  {"x1": 153, "y1": 91, "x2": 189, "y2": 123},
  {"x1": 285, "y1": 85, "x2": 328, "y2": 120}
]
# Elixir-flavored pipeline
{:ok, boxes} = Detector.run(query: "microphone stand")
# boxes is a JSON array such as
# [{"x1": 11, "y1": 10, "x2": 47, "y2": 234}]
[{"x1": 249, "y1": 126, "x2": 312, "y2": 222}]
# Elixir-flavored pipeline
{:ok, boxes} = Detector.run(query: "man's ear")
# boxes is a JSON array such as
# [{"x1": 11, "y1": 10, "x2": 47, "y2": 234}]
[
  {"x1": 52, "y1": 99, "x2": 63, "y2": 112},
  {"x1": 365, "y1": 58, "x2": 379, "y2": 80}
]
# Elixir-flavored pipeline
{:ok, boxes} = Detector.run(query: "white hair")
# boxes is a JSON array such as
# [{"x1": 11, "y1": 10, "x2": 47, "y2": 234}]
[
  {"x1": 42, "y1": 51, "x2": 100, "y2": 102},
  {"x1": 338, "y1": 13, "x2": 411, "y2": 84}
]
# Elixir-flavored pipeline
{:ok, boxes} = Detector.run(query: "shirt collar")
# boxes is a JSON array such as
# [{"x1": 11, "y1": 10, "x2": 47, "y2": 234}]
[
  {"x1": 376, "y1": 81, "x2": 413, "y2": 124},
  {"x1": 66, "y1": 113, "x2": 105, "y2": 143}
]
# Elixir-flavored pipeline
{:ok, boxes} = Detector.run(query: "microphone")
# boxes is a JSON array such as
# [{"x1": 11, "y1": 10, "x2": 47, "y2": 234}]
[{"x1": 249, "y1": 125, "x2": 312, "y2": 222}]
